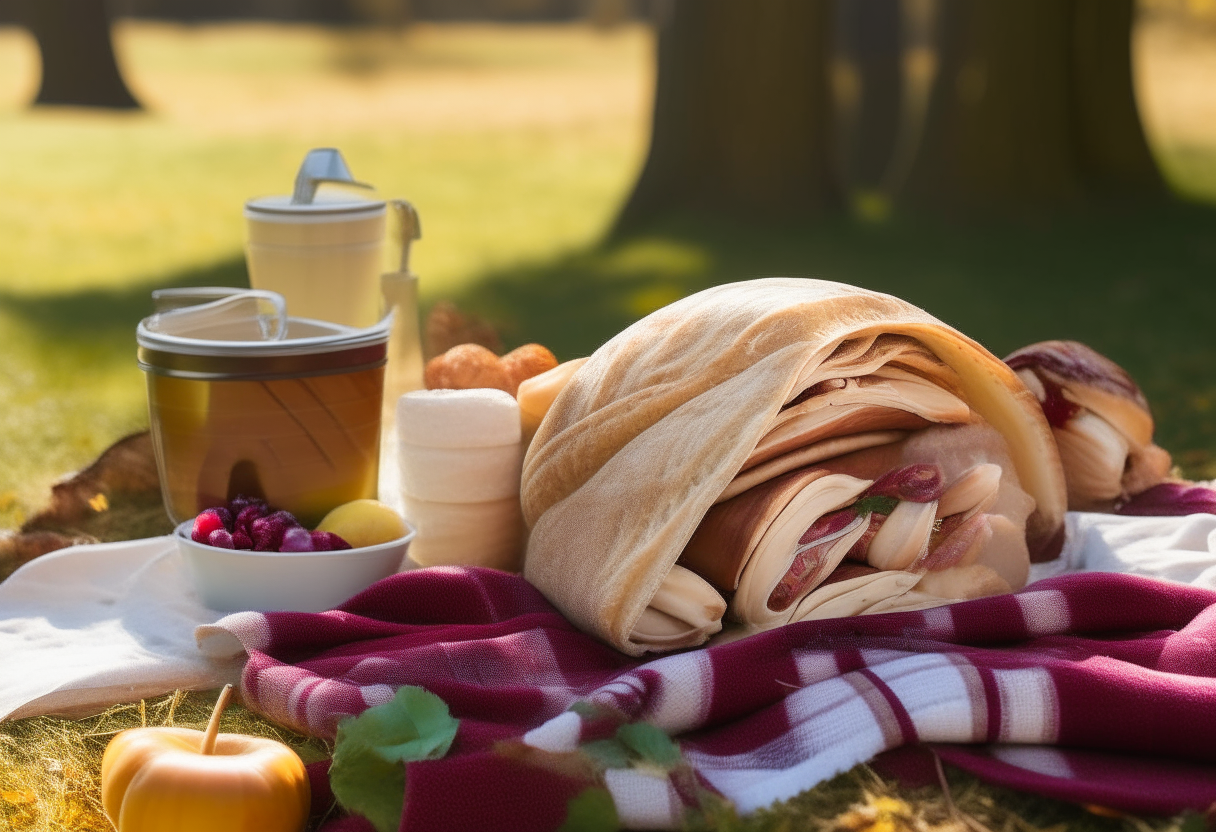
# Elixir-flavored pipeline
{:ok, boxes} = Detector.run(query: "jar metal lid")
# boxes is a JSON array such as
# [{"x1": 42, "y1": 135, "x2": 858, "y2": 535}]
[{"x1": 137, "y1": 314, "x2": 390, "y2": 381}]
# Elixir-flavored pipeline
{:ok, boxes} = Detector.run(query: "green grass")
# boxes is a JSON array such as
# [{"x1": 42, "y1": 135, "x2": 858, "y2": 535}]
[
  {"x1": 3, "y1": 21, "x2": 1215, "y2": 525},
  {"x1": 0, "y1": 689, "x2": 331, "y2": 831},
  {"x1": 695, "y1": 762, "x2": 1192, "y2": 832},
  {"x1": 0, "y1": 21, "x2": 651, "y2": 525},
  {"x1": 450, "y1": 202, "x2": 1216, "y2": 480}
]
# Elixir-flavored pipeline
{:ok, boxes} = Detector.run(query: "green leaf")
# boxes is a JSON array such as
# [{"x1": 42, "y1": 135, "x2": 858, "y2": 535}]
[
  {"x1": 559, "y1": 786, "x2": 619, "y2": 832},
  {"x1": 329, "y1": 686, "x2": 460, "y2": 832},
  {"x1": 581, "y1": 738, "x2": 633, "y2": 770},
  {"x1": 330, "y1": 752, "x2": 405, "y2": 832},
  {"x1": 852, "y1": 495, "x2": 899, "y2": 517},
  {"x1": 615, "y1": 723, "x2": 682, "y2": 769}
]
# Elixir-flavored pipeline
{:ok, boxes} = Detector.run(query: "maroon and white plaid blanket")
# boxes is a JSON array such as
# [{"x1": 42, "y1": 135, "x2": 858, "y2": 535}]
[{"x1": 202, "y1": 562, "x2": 1216, "y2": 832}]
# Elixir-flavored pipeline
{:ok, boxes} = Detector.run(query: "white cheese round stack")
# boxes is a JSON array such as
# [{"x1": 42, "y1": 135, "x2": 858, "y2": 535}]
[{"x1": 397, "y1": 389, "x2": 525, "y2": 571}]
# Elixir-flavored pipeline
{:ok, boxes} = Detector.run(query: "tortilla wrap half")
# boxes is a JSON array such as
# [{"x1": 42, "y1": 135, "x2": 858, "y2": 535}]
[{"x1": 521, "y1": 279, "x2": 1066, "y2": 656}]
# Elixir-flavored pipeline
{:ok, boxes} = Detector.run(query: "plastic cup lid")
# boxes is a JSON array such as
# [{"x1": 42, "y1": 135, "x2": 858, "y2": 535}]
[{"x1": 245, "y1": 192, "x2": 386, "y2": 217}]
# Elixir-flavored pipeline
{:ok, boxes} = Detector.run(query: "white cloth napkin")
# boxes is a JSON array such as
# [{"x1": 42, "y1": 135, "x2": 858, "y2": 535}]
[
  {"x1": 0, "y1": 536, "x2": 241, "y2": 721},
  {"x1": 1, "y1": 510, "x2": 1214, "y2": 723},
  {"x1": 1028, "y1": 511, "x2": 1216, "y2": 588}
]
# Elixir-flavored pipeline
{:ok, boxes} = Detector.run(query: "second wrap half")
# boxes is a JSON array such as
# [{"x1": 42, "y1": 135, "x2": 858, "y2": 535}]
[{"x1": 521, "y1": 279, "x2": 1067, "y2": 656}]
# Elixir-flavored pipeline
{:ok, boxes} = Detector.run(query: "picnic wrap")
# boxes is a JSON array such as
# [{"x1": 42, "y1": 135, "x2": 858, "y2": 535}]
[
  {"x1": 197, "y1": 561, "x2": 1216, "y2": 832},
  {"x1": 521, "y1": 278, "x2": 1068, "y2": 655}
]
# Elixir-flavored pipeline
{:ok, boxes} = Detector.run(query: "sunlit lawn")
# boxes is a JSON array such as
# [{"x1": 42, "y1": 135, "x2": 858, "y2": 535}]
[
  {"x1": 0, "y1": 17, "x2": 1214, "y2": 521},
  {"x1": 0, "y1": 21, "x2": 652, "y2": 525}
]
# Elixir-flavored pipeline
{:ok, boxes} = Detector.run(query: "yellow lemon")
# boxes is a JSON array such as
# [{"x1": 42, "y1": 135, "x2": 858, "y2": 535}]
[{"x1": 316, "y1": 499, "x2": 408, "y2": 549}]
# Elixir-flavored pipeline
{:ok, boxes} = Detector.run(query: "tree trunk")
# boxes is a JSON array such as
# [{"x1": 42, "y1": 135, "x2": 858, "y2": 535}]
[
  {"x1": 835, "y1": 0, "x2": 902, "y2": 195},
  {"x1": 897, "y1": 0, "x2": 1166, "y2": 212},
  {"x1": 615, "y1": 0, "x2": 839, "y2": 230},
  {"x1": 1071, "y1": 0, "x2": 1165, "y2": 196},
  {"x1": 22, "y1": 0, "x2": 141, "y2": 109}
]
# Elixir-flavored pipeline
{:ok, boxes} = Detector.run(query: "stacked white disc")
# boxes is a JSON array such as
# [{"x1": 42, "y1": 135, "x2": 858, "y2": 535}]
[{"x1": 397, "y1": 389, "x2": 525, "y2": 571}]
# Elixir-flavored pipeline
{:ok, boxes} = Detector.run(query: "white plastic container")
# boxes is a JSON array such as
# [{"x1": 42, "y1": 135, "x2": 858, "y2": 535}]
[
  {"x1": 176, "y1": 521, "x2": 416, "y2": 612},
  {"x1": 401, "y1": 494, "x2": 524, "y2": 571},
  {"x1": 399, "y1": 444, "x2": 524, "y2": 503},
  {"x1": 395, "y1": 389, "x2": 526, "y2": 570},
  {"x1": 245, "y1": 193, "x2": 387, "y2": 329}
]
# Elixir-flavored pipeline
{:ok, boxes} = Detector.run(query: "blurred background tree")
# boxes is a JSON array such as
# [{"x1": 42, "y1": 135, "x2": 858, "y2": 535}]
[
  {"x1": 898, "y1": 0, "x2": 1169, "y2": 211},
  {"x1": 17, "y1": 0, "x2": 140, "y2": 108},
  {"x1": 615, "y1": 0, "x2": 839, "y2": 228},
  {"x1": 835, "y1": 0, "x2": 903, "y2": 201},
  {"x1": 618, "y1": 0, "x2": 1173, "y2": 222},
  {"x1": 5, "y1": 0, "x2": 626, "y2": 111}
]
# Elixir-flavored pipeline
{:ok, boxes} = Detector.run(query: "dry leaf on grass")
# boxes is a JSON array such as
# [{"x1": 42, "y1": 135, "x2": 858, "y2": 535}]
[{"x1": 0, "y1": 432, "x2": 173, "y2": 581}]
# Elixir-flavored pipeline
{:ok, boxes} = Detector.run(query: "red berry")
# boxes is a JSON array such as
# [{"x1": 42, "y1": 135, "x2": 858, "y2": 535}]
[
  {"x1": 228, "y1": 495, "x2": 267, "y2": 516},
  {"x1": 279, "y1": 527, "x2": 315, "y2": 552},
  {"x1": 213, "y1": 506, "x2": 234, "y2": 530},
  {"x1": 251, "y1": 510, "x2": 300, "y2": 551},
  {"x1": 207, "y1": 529, "x2": 235, "y2": 549},
  {"x1": 310, "y1": 530, "x2": 352, "y2": 551},
  {"x1": 191, "y1": 509, "x2": 228, "y2": 544},
  {"x1": 232, "y1": 531, "x2": 253, "y2": 550},
  {"x1": 234, "y1": 503, "x2": 269, "y2": 537}
]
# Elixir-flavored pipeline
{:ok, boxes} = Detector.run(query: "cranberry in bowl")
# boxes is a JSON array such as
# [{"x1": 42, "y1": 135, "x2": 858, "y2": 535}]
[{"x1": 178, "y1": 496, "x2": 414, "y2": 612}]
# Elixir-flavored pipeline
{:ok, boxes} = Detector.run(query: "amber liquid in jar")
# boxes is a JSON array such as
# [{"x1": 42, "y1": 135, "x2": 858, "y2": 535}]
[{"x1": 147, "y1": 367, "x2": 384, "y2": 528}]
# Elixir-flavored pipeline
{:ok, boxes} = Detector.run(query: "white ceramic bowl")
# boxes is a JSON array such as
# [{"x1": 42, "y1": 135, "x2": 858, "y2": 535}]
[{"x1": 176, "y1": 520, "x2": 415, "y2": 613}]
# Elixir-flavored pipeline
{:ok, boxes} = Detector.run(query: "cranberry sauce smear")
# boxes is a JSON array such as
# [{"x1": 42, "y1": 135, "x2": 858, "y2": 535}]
[
  {"x1": 1037, "y1": 375, "x2": 1082, "y2": 429},
  {"x1": 768, "y1": 513, "x2": 866, "y2": 612},
  {"x1": 919, "y1": 513, "x2": 990, "y2": 572},
  {"x1": 1117, "y1": 481, "x2": 1216, "y2": 517},
  {"x1": 846, "y1": 513, "x2": 886, "y2": 561},
  {"x1": 767, "y1": 538, "x2": 835, "y2": 611},
  {"x1": 767, "y1": 464, "x2": 946, "y2": 613},
  {"x1": 798, "y1": 506, "x2": 863, "y2": 545},
  {"x1": 822, "y1": 563, "x2": 879, "y2": 586},
  {"x1": 866, "y1": 463, "x2": 944, "y2": 503}
]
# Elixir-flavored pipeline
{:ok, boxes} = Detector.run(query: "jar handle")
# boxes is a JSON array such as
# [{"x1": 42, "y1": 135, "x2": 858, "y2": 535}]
[{"x1": 147, "y1": 288, "x2": 289, "y2": 341}]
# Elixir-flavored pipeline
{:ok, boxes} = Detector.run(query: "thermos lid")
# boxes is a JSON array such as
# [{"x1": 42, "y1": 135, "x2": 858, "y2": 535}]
[{"x1": 244, "y1": 148, "x2": 384, "y2": 217}]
